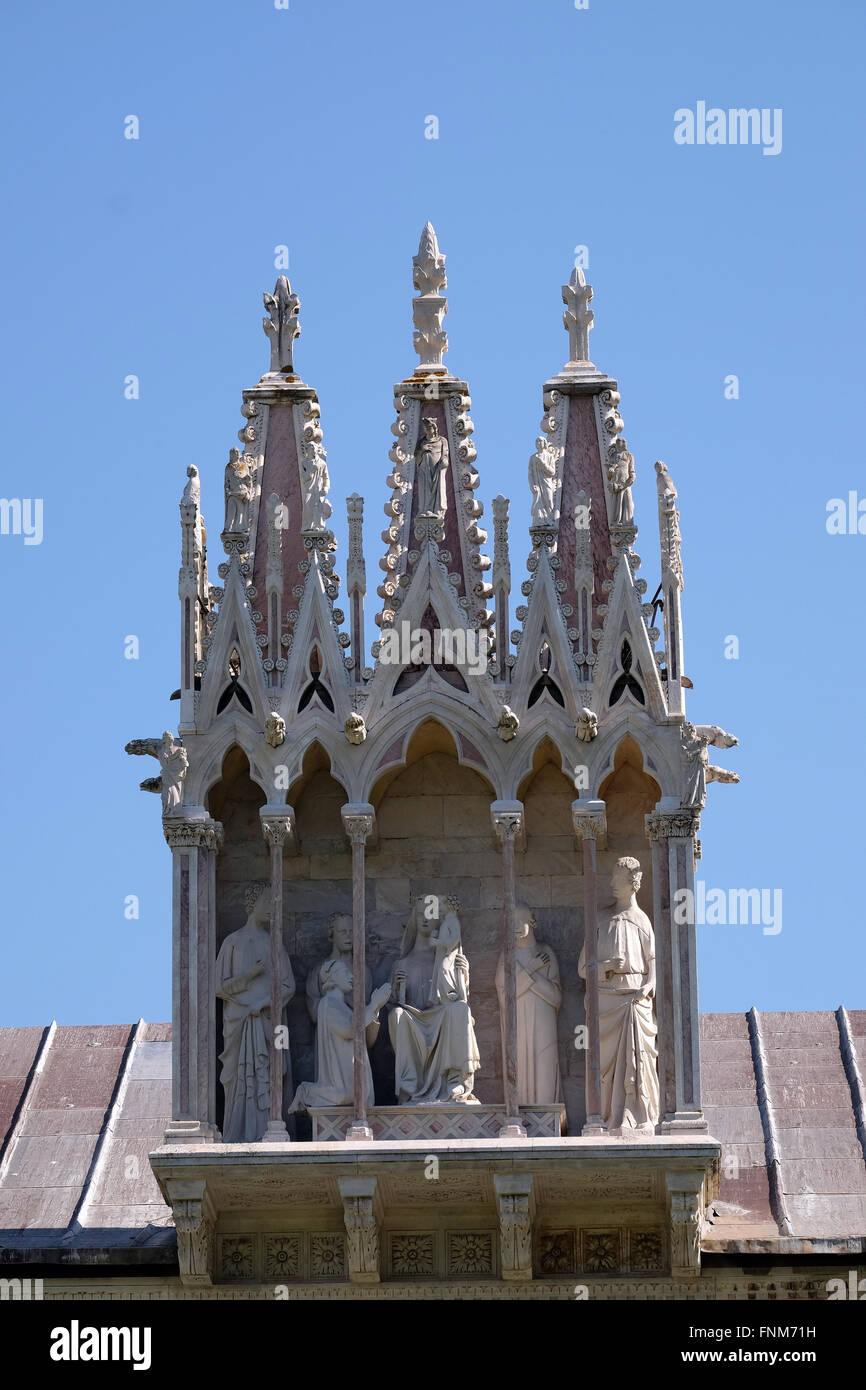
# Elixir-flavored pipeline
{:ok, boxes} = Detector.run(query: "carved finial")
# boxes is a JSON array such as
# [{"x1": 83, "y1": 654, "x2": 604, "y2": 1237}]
[
  {"x1": 346, "y1": 494, "x2": 366, "y2": 595},
  {"x1": 655, "y1": 460, "x2": 683, "y2": 588},
  {"x1": 263, "y1": 276, "x2": 301, "y2": 373},
  {"x1": 491, "y1": 495, "x2": 511, "y2": 590},
  {"x1": 562, "y1": 266, "x2": 595, "y2": 368},
  {"x1": 412, "y1": 223, "x2": 448, "y2": 373}
]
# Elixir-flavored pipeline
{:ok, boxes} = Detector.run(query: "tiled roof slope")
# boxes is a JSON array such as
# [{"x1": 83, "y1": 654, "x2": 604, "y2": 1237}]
[
  {"x1": 0, "y1": 1012, "x2": 863, "y2": 1263},
  {"x1": 702, "y1": 1009, "x2": 866, "y2": 1252},
  {"x1": 0, "y1": 1022, "x2": 174, "y2": 1261}
]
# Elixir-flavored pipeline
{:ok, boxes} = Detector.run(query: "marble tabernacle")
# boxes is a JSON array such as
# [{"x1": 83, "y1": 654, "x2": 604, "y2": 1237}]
[
  {"x1": 26, "y1": 228, "x2": 866, "y2": 1303},
  {"x1": 123, "y1": 226, "x2": 743, "y2": 1292}
]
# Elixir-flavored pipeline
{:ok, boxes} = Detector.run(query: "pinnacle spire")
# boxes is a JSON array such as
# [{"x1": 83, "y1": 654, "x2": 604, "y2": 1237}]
[
  {"x1": 262, "y1": 275, "x2": 301, "y2": 374},
  {"x1": 412, "y1": 222, "x2": 448, "y2": 374},
  {"x1": 561, "y1": 264, "x2": 595, "y2": 371}
]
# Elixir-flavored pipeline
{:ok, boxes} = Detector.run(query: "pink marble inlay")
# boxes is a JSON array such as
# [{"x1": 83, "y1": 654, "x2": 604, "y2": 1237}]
[
  {"x1": 252, "y1": 403, "x2": 306, "y2": 643},
  {"x1": 557, "y1": 395, "x2": 612, "y2": 637}
]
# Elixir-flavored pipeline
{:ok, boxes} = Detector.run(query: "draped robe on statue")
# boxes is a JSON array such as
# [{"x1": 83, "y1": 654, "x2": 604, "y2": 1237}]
[
  {"x1": 290, "y1": 987, "x2": 374, "y2": 1112},
  {"x1": 495, "y1": 944, "x2": 563, "y2": 1104},
  {"x1": 579, "y1": 905, "x2": 659, "y2": 1130},
  {"x1": 216, "y1": 925, "x2": 295, "y2": 1142},
  {"x1": 415, "y1": 431, "x2": 448, "y2": 517},
  {"x1": 389, "y1": 913, "x2": 480, "y2": 1105}
]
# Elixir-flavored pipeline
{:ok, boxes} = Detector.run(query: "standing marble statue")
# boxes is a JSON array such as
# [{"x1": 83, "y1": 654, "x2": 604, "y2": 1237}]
[
  {"x1": 306, "y1": 913, "x2": 372, "y2": 1023},
  {"x1": 607, "y1": 440, "x2": 635, "y2": 526},
  {"x1": 414, "y1": 418, "x2": 449, "y2": 517},
  {"x1": 681, "y1": 722, "x2": 740, "y2": 808},
  {"x1": 578, "y1": 856, "x2": 659, "y2": 1132},
  {"x1": 289, "y1": 961, "x2": 390, "y2": 1113},
  {"x1": 528, "y1": 436, "x2": 559, "y2": 524},
  {"x1": 495, "y1": 906, "x2": 563, "y2": 1105},
  {"x1": 224, "y1": 447, "x2": 254, "y2": 534},
  {"x1": 124, "y1": 731, "x2": 188, "y2": 816},
  {"x1": 216, "y1": 882, "x2": 296, "y2": 1143},
  {"x1": 299, "y1": 440, "x2": 332, "y2": 531},
  {"x1": 389, "y1": 898, "x2": 480, "y2": 1104}
]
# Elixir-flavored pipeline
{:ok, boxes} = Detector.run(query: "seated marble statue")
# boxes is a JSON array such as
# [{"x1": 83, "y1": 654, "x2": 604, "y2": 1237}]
[
  {"x1": 495, "y1": 905, "x2": 563, "y2": 1105},
  {"x1": 388, "y1": 898, "x2": 480, "y2": 1105},
  {"x1": 215, "y1": 881, "x2": 295, "y2": 1143},
  {"x1": 289, "y1": 960, "x2": 390, "y2": 1112},
  {"x1": 578, "y1": 856, "x2": 660, "y2": 1132},
  {"x1": 306, "y1": 912, "x2": 372, "y2": 1023}
]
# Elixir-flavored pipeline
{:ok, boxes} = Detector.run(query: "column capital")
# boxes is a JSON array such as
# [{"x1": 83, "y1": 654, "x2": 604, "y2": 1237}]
[
  {"x1": 645, "y1": 807, "x2": 700, "y2": 842},
  {"x1": 490, "y1": 800, "x2": 526, "y2": 851},
  {"x1": 163, "y1": 816, "x2": 223, "y2": 852},
  {"x1": 341, "y1": 802, "x2": 376, "y2": 845},
  {"x1": 572, "y1": 798, "x2": 606, "y2": 843},
  {"x1": 259, "y1": 804, "x2": 296, "y2": 850}
]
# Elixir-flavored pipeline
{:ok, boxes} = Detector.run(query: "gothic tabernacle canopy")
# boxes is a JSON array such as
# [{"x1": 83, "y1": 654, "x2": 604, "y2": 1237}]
[{"x1": 2, "y1": 229, "x2": 864, "y2": 1302}]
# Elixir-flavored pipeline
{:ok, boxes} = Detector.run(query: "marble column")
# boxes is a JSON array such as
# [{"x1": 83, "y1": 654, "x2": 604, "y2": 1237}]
[
  {"x1": 341, "y1": 803, "x2": 376, "y2": 1141},
  {"x1": 163, "y1": 815, "x2": 223, "y2": 1144},
  {"x1": 491, "y1": 800, "x2": 526, "y2": 1138},
  {"x1": 645, "y1": 807, "x2": 706, "y2": 1132},
  {"x1": 260, "y1": 806, "x2": 296, "y2": 1143},
  {"x1": 572, "y1": 799, "x2": 607, "y2": 1136}
]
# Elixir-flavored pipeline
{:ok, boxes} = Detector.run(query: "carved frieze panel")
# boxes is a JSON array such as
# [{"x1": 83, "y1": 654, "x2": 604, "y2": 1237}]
[
  {"x1": 629, "y1": 1228, "x2": 666, "y2": 1274},
  {"x1": 264, "y1": 1235, "x2": 301, "y2": 1281},
  {"x1": 215, "y1": 1231, "x2": 345, "y2": 1283},
  {"x1": 538, "y1": 1230, "x2": 575, "y2": 1275},
  {"x1": 581, "y1": 1228, "x2": 622, "y2": 1274},
  {"x1": 218, "y1": 1235, "x2": 256, "y2": 1282},
  {"x1": 535, "y1": 1226, "x2": 668, "y2": 1277},
  {"x1": 447, "y1": 1231, "x2": 495, "y2": 1278},
  {"x1": 382, "y1": 1174, "x2": 490, "y2": 1207},
  {"x1": 311, "y1": 1233, "x2": 347, "y2": 1280},
  {"x1": 390, "y1": 1233, "x2": 436, "y2": 1278},
  {"x1": 536, "y1": 1172, "x2": 655, "y2": 1204}
]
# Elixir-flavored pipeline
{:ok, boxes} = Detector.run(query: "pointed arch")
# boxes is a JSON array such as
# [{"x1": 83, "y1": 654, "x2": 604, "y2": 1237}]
[
  {"x1": 598, "y1": 735, "x2": 661, "y2": 843},
  {"x1": 369, "y1": 717, "x2": 496, "y2": 805},
  {"x1": 207, "y1": 745, "x2": 267, "y2": 823},
  {"x1": 516, "y1": 735, "x2": 577, "y2": 840},
  {"x1": 363, "y1": 542, "x2": 500, "y2": 726},
  {"x1": 197, "y1": 558, "x2": 269, "y2": 728},
  {"x1": 510, "y1": 549, "x2": 581, "y2": 719},
  {"x1": 287, "y1": 741, "x2": 350, "y2": 849},
  {"x1": 592, "y1": 553, "x2": 667, "y2": 721},
  {"x1": 195, "y1": 728, "x2": 271, "y2": 809}
]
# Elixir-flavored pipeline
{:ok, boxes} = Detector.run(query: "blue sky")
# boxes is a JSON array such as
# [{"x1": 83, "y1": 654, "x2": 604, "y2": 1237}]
[{"x1": 1, "y1": 0, "x2": 864, "y2": 1024}]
